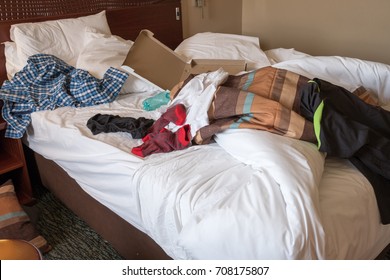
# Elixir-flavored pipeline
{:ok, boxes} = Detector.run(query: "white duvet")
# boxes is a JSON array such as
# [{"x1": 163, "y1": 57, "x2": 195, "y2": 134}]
[
  {"x1": 133, "y1": 129, "x2": 326, "y2": 259},
  {"x1": 25, "y1": 50, "x2": 390, "y2": 259}
]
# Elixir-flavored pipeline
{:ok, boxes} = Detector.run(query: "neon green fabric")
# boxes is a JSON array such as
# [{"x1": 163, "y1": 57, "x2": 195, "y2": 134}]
[{"x1": 313, "y1": 100, "x2": 324, "y2": 149}]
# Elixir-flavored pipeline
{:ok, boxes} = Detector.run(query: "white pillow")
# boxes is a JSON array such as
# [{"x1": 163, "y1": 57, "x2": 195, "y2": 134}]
[
  {"x1": 274, "y1": 56, "x2": 390, "y2": 105},
  {"x1": 76, "y1": 28, "x2": 133, "y2": 79},
  {"x1": 76, "y1": 28, "x2": 159, "y2": 94},
  {"x1": 175, "y1": 32, "x2": 271, "y2": 71},
  {"x1": 264, "y1": 48, "x2": 312, "y2": 64},
  {"x1": 3, "y1": 41, "x2": 24, "y2": 79},
  {"x1": 10, "y1": 11, "x2": 111, "y2": 67}
]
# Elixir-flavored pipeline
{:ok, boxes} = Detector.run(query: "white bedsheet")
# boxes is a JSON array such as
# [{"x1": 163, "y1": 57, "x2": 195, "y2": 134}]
[
  {"x1": 26, "y1": 92, "x2": 159, "y2": 231},
  {"x1": 133, "y1": 129, "x2": 326, "y2": 259},
  {"x1": 25, "y1": 51, "x2": 390, "y2": 259}
]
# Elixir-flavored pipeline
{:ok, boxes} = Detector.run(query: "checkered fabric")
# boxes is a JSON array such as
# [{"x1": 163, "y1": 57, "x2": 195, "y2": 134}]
[{"x1": 0, "y1": 54, "x2": 128, "y2": 138}]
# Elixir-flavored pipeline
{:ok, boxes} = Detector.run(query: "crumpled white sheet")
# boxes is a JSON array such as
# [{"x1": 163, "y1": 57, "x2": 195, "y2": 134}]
[{"x1": 132, "y1": 129, "x2": 326, "y2": 259}]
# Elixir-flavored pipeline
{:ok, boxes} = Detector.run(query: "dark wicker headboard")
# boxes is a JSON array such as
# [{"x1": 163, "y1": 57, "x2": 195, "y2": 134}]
[{"x1": 0, "y1": 0, "x2": 183, "y2": 84}]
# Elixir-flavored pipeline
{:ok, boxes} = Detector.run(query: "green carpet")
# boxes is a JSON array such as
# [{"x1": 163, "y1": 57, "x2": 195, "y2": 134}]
[{"x1": 32, "y1": 187, "x2": 123, "y2": 260}]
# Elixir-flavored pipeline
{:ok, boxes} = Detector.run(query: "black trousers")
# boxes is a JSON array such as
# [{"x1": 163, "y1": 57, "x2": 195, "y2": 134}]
[{"x1": 299, "y1": 78, "x2": 390, "y2": 224}]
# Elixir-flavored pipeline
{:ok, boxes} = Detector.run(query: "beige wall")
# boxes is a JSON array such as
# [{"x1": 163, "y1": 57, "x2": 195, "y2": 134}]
[
  {"x1": 181, "y1": 0, "x2": 390, "y2": 64},
  {"x1": 181, "y1": 0, "x2": 242, "y2": 38},
  {"x1": 242, "y1": 0, "x2": 390, "y2": 64}
]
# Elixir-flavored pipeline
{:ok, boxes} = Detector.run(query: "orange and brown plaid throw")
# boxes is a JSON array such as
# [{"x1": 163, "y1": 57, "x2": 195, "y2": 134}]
[
  {"x1": 169, "y1": 66, "x2": 379, "y2": 146},
  {"x1": 184, "y1": 66, "x2": 317, "y2": 144}
]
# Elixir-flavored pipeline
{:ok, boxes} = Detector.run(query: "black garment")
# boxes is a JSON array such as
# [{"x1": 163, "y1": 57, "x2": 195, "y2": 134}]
[
  {"x1": 87, "y1": 114, "x2": 154, "y2": 139},
  {"x1": 319, "y1": 100, "x2": 373, "y2": 158},
  {"x1": 300, "y1": 78, "x2": 390, "y2": 224},
  {"x1": 315, "y1": 78, "x2": 390, "y2": 139},
  {"x1": 298, "y1": 81, "x2": 322, "y2": 122}
]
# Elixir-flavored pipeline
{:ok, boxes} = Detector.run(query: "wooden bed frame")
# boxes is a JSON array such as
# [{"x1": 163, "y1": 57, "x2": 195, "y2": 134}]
[{"x1": 0, "y1": 0, "x2": 182, "y2": 260}]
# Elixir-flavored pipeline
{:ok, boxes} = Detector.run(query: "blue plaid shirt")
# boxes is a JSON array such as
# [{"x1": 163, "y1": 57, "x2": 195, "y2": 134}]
[{"x1": 0, "y1": 54, "x2": 128, "y2": 138}]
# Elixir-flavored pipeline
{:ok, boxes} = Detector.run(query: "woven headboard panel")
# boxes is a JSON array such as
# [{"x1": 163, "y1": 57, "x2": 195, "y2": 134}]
[
  {"x1": 0, "y1": 0, "x2": 182, "y2": 84},
  {"x1": 0, "y1": 0, "x2": 174, "y2": 21}
]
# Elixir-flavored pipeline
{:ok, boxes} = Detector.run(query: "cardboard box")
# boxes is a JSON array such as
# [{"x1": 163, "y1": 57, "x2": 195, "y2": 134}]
[
  {"x1": 189, "y1": 59, "x2": 247, "y2": 75},
  {"x1": 122, "y1": 30, "x2": 246, "y2": 90}
]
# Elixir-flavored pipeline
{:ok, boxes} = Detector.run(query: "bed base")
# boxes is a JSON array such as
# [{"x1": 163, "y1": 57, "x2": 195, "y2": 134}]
[{"x1": 34, "y1": 153, "x2": 170, "y2": 260}]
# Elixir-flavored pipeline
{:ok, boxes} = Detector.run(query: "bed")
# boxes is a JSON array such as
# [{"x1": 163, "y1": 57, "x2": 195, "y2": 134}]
[{"x1": 1, "y1": 0, "x2": 390, "y2": 260}]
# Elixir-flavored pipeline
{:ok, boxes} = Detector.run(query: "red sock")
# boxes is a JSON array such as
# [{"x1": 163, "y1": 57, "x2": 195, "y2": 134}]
[
  {"x1": 131, "y1": 125, "x2": 191, "y2": 158},
  {"x1": 148, "y1": 104, "x2": 187, "y2": 135}
]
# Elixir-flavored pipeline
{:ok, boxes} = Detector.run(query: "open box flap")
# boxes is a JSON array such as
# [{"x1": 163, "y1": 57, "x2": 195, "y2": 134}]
[{"x1": 123, "y1": 29, "x2": 247, "y2": 90}]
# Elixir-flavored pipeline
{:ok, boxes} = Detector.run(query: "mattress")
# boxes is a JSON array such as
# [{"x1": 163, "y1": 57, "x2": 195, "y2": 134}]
[{"x1": 25, "y1": 50, "x2": 390, "y2": 259}]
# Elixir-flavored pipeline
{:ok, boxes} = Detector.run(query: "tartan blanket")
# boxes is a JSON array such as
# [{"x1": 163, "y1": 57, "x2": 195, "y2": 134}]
[
  {"x1": 170, "y1": 66, "x2": 317, "y2": 144},
  {"x1": 0, "y1": 54, "x2": 128, "y2": 139}
]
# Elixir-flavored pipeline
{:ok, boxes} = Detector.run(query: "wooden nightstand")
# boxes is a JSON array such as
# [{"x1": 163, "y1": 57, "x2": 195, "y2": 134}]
[{"x1": 0, "y1": 102, "x2": 34, "y2": 205}]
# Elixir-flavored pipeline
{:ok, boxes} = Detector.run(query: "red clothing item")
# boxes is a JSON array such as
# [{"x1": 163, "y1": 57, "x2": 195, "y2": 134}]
[{"x1": 131, "y1": 125, "x2": 191, "y2": 158}]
